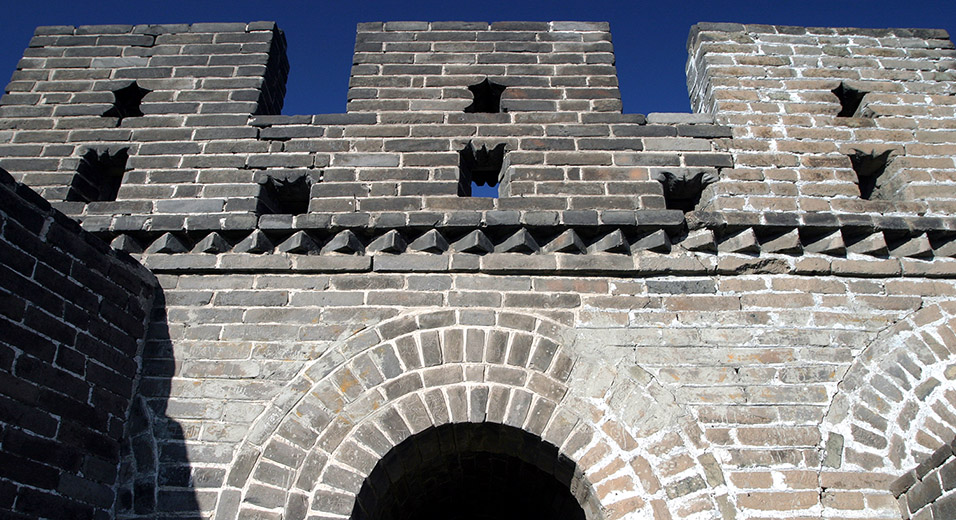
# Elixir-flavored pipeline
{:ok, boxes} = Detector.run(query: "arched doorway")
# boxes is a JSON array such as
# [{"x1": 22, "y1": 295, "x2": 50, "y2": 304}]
[
  {"x1": 222, "y1": 310, "x2": 728, "y2": 520},
  {"x1": 351, "y1": 422, "x2": 587, "y2": 520}
]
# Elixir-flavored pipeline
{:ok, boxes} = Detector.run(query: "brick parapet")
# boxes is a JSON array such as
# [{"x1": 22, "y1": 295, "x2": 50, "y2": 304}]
[
  {"x1": 0, "y1": 21, "x2": 736, "y2": 219},
  {"x1": 54, "y1": 112, "x2": 725, "y2": 217},
  {"x1": 687, "y1": 22, "x2": 956, "y2": 215},
  {"x1": 1, "y1": 22, "x2": 288, "y2": 204},
  {"x1": 348, "y1": 21, "x2": 621, "y2": 114}
]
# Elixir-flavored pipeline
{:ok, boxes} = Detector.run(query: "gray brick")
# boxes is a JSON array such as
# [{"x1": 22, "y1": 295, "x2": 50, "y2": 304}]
[
  {"x1": 249, "y1": 115, "x2": 310, "y2": 126},
  {"x1": 612, "y1": 125, "x2": 677, "y2": 137},
  {"x1": 646, "y1": 112, "x2": 714, "y2": 124},
  {"x1": 189, "y1": 22, "x2": 248, "y2": 32},
  {"x1": 934, "y1": 493, "x2": 956, "y2": 520},
  {"x1": 154, "y1": 199, "x2": 225, "y2": 213},
  {"x1": 374, "y1": 255, "x2": 449, "y2": 272},
  {"x1": 431, "y1": 22, "x2": 489, "y2": 30},
  {"x1": 259, "y1": 126, "x2": 324, "y2": 139},
  {"x1": 34, "y1": 25, "x2": 76, "y2": 35},
  {"x1": 332, "y1": 153, "x2": 400, "y2": 167},
  {"x1": 908, "y1": 475, "x2": 942, "y2": 513},
  {"x1": 91, "y1": 56, "x2": 149, "y2": 68},
  {"x1": 384, "y1": 22, "x2": 429, "y2": 31}
]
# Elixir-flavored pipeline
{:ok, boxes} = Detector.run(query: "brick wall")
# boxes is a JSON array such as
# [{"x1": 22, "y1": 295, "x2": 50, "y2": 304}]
[
  {"x1": 347, "y1": 21, "x2": 622, "y2": 114},
  {"x1": 2, "y1": 18, "x2": 956, "y2": 520},
  {"x1": 0, "y1": 22, "x2": 287, "y2": 215},
  {"x1": 0, "y1": 167, "x2": 155, "y2": 518},
  {"x1": 137, "y1": 260, "x2": 956, "y2": 519},
  {"x1": 687, "y1": 23, "x2": 956, "y2": 214},
  {"x1": 0, "y1": 22, "x2": 731, "y2": 220},
  {"x1": 893, "y1": 438, "x2": 956, "y2": 519}
]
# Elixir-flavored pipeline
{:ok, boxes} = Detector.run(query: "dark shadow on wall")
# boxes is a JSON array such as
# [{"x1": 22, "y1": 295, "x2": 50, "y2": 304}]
[
  {"x1": 116, "y1": 289, "x2": 200, "y2": 519},
  {"x1": 0, "y1": 168, "x2": 193, "y2": 519}
]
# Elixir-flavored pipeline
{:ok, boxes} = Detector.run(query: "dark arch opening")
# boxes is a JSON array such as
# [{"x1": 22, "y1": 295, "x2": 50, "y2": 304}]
[{"x1": 351, "y1": 422, "x2": 587, "y2": 520}]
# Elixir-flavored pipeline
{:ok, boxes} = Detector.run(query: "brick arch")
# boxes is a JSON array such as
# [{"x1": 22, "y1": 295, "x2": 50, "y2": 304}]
[
  {"x1": 824, "y1": 302, "x2": 956, "y2": 474},
  {"x1": 216, "y1": 310, "x2": 732, "y2": 520}
]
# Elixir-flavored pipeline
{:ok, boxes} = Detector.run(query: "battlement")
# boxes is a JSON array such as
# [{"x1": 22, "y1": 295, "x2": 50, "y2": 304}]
[
  {"x1": 687, "y1": 22, "x2": 956, "y2": 215},
  {"x1": 347, "y1": 21, "x2": 622, "y2": 114},
  {"x1": 2, "y1": 21, "x2": 955, "y2": 265}
]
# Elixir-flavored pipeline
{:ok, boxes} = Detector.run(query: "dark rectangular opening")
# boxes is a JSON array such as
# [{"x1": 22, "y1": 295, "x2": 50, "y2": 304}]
[{"x1": 66, "y1": 148, "x2": 129, "y2": 202}]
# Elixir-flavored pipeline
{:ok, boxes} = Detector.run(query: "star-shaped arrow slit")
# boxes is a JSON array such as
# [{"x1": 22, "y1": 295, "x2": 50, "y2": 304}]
[
  {"x1": 102, "y1": 81, "x2": 150, "y2": 125},
  {"x1": 464, "y1": 78, "x2": 506, "y2": 114}
]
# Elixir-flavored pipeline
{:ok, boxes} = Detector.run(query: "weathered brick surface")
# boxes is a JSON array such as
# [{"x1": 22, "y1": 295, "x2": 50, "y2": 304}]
[
  {"x1": 3, "y1": 18, "x2": 956, "y2": 520},
  {"x1": 687, "y1": 23, "x2": 956, "y2": 215},
  {"x1": 894, "y1": 441, "x2": 956, "y2": 519}
]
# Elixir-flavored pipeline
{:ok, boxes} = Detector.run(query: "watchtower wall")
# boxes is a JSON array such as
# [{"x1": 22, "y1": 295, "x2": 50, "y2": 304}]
[{"x1": 2, "y1": 19, "x2": 956, "y2": 520}]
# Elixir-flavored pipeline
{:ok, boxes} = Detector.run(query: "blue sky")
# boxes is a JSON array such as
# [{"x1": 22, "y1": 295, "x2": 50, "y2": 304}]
[{"x1": 1, "y1": 0, "x2": 954, "y2": 116}]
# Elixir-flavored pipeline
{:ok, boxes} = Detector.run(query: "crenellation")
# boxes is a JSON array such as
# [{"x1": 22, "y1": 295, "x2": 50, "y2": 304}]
[{"x1": 689, "y1": 22, "x2": 956, "y2": 220}]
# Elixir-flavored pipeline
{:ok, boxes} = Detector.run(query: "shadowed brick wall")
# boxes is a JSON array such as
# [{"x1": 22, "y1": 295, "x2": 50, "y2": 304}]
[{"x1": 0, "y1": 168, "x2": 155, "y2": 519}]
